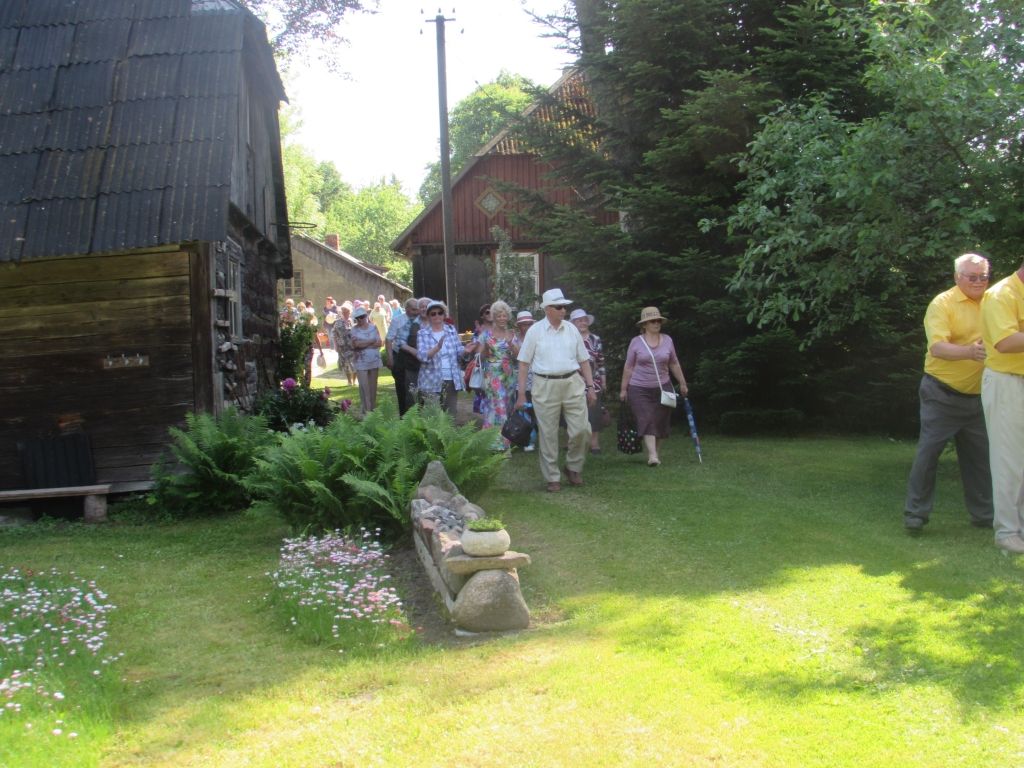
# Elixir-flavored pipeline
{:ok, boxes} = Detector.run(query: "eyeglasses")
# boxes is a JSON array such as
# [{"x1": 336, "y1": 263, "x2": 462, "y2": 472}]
[
  {"x1": 551, "y1": 305, "x2": 567, "y2": 311},
  {"x1": 428, "y1": 310, "x2": 444, "y2": 316},
  {"x1": 959, "y1": 272, "x2": 990, "y2": 283}
]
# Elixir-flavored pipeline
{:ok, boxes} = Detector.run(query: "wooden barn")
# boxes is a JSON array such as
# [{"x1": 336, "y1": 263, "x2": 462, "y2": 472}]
[
  {"x1": 0, "y1": 0, "x2": 291, "y2": 493},
  {"x1": 390, "y1": 68, "x2": 614, "y2": 331}
]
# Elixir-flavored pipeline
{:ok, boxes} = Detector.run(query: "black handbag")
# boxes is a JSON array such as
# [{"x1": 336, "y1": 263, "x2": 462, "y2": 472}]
[
  {"x1": 616, "y1": 407, "x2": 643, "y2": 455},
  {"x1": 501, "y1": 408, "x2": 534, "y2": 448}
]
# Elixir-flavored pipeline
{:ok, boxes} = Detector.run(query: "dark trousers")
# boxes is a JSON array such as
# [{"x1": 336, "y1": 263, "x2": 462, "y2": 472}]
[
  {"x1": 905, "y1": 374, "x2": 993, "y2": 524},
  {"x1": 393, "y1": 366, "x2": 411, "y2": 415}
]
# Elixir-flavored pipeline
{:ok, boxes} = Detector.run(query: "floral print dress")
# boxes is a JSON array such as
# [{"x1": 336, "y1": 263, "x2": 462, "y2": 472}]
[{"x1": 480, "y1": 329, "x2": 519, "y2": 446}]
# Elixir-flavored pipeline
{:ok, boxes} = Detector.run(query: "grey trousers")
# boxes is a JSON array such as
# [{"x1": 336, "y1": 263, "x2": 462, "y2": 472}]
[{"x1": 904, "y1": 375, "x2": 993, "y2": 524}]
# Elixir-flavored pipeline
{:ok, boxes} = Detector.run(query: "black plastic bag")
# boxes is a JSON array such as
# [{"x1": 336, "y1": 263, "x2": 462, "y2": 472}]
[{"x1": 501, "y1": 408, "x2": 534, "y2": 448}]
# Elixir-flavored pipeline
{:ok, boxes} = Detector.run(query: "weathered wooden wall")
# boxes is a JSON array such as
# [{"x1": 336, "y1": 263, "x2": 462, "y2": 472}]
[{"x1": 0, "y1": 249, "x2": 197, "y2": 490}]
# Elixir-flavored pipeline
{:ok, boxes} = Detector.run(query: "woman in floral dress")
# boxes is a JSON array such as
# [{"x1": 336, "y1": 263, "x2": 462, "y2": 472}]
[{"x1": 465, "y1": 300, "x2": 519, "y2": 449}]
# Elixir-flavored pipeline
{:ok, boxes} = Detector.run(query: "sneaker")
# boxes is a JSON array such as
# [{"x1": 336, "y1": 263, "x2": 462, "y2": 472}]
[
  {"x1": 524, "y1": 444, "x2": 535, "y2": 452},
  {"x1": 996, "y1": 535, "x2": 1024, "y2": 555},
  {"x1": 904, "y1": 515, "x2": 926, "y2": 532}
]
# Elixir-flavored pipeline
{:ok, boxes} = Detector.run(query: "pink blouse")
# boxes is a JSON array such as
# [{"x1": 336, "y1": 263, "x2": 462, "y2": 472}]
[{"x1": 626, "y1": 334, "x2": 678, "y2": 388}]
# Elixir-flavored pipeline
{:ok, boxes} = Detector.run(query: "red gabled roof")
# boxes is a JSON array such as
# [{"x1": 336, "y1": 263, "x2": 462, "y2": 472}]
[{"x1": 390, "y1": 68, "x2": 594, "y2": 251}]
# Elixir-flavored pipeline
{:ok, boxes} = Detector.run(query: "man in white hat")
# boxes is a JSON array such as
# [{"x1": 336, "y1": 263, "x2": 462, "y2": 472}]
[{"x1": 515, "y1": 289, "x2": 597, "y2": 492}]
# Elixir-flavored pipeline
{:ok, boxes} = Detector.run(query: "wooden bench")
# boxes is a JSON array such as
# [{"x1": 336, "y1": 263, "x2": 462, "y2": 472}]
[{"x1": 0, "y1": 484, "x2": 112, "y2": 522}]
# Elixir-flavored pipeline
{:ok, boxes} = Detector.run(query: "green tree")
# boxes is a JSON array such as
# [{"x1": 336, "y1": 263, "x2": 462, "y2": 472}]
[
  {"x1": 514, "y1": 0, "x2": 919, "y2": 430},
  {"x1": 418, "y1": 71, "x2": 537, "y2": 204},
  {"x1": 280, "y1": 110, "x2": 327, "y2": 233},
  {"x1": 240, "y1": 0, "x2": 371, "y2": 66},
  {"x1": 728, "y1": 0, "x2": 1024, "y2": 343},
  {"x1": 325, "y1": 177, "x2": 418, "y2": 286}
]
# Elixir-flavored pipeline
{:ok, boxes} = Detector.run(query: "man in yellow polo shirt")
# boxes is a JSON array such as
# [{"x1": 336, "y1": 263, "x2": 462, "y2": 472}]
[
  {"x1": 980, "y1": 256, "x2": 1024, "y2": 554},
  {"x1": 904, "y1": 254, "x2": 993, "y2": 532}
]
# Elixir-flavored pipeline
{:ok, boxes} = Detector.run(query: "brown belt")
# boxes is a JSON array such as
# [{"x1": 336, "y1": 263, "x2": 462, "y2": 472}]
[{"x1": 534, "y1": 371, "x2": 578, "y2": 380}]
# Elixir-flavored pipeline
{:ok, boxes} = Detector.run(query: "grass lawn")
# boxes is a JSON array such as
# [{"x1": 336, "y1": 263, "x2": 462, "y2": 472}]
[{"x1": 3, "y1": 426, "x2": 1023, "y2": 766}]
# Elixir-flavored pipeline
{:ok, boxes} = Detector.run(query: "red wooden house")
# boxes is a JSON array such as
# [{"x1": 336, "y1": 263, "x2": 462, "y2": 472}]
[{"x1": 390, "y1": 69, "x2": 615, "y2": 331}]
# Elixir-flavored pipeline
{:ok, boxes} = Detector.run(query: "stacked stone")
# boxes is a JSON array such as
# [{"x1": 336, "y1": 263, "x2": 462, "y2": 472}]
[{"x1": 411, "y1": 461, "x2": 531, "y2": 633}]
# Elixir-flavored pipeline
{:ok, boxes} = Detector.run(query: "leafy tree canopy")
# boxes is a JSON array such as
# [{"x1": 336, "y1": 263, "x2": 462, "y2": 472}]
[
  {"x1": 239, "y1": 0, "x2": 372, "y2": 66},
  {"x1": 280, "y1": 109, "x2": 419, "y2": 287},
  {"x1": 418, "y1": 71, "x2": 538, "y2": 204},
  {"x1": 728, "y1": 0, "x2": 1024, "y2": 343}
]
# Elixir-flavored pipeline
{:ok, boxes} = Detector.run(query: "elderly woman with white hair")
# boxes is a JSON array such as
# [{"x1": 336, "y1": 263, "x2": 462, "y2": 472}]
[
  {"x1": 350, "y1": 305, "x2": 383, "y2": 414},
  {"x1": 416, "y1": 300, "x2": 465, "y2": 414},
  {"x1": 465, "y1": 300, "x2": 520, "y2": 448}
]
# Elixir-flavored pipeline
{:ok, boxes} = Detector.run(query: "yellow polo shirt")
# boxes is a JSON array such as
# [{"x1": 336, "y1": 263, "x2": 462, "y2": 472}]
[
  {"x1": 923, "y1": 285, "x2": 984, "y2": 394},
  {"x1": 981, "y1": 271, "x2": 1024, "y2": 376}
]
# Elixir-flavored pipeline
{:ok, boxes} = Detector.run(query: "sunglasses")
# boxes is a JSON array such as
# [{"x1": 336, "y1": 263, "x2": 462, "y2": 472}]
[{"x1": 428, "y1": 310, "x2": 444, "y2": 316}]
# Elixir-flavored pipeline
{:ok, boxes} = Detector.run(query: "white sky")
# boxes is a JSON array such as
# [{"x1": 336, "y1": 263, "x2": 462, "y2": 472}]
[{"x1": 284, "y1": 0, "x2": 575, "y2": 197}]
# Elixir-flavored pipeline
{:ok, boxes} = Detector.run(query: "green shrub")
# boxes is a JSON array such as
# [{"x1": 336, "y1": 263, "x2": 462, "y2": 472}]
[
  {"x1": 278, "y1": 322, "x2": 315, "y2": 382},
  {"x1": 717, "y1": 408, "x2": 806, "y2": 436},
  {"x1": 245, "y1": 406, "x2": 506, "y2": 538},
  {"x1": 254, "y1": 380, "x2": 338, "y2": 432},
  {"x1": 150, "y1": 409, "x2": 275, "y2": 517}
]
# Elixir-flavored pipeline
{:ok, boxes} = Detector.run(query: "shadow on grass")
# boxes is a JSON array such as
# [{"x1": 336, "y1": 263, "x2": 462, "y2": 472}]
[{"x1": 489, "y1": 435, "x2": 1024, "y2": 714}]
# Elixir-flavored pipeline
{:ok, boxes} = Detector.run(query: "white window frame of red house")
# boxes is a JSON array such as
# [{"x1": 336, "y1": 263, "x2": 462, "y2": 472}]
[{"x1": 495, "y1": 250, "x2": 541, "y2": 298}]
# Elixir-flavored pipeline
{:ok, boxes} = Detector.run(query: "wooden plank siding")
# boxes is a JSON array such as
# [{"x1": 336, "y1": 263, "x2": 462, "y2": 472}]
[
  {"x1": 0, "y1": 249, "x2": 198, "y2": 490},
  {"x1": 410, "y1": 155, "x2": 578, "y2": 246}
]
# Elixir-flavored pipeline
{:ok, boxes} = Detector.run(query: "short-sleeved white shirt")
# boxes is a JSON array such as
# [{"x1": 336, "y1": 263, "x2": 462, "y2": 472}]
[{"x1": 517, "y1": 317, "x2": 589, "y2": 375}]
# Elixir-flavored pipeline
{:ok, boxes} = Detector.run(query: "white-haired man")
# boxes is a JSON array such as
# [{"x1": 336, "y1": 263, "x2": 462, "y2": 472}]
[
  {"x1": 980, "y1": 255, "x2": 1024, "y2": 554},
  {"x1": 904, "y1": 253, "x2": 993, "y2": 532},
  {"x1": 515, "y1": 289, "x2": 597, "y2": 492}
]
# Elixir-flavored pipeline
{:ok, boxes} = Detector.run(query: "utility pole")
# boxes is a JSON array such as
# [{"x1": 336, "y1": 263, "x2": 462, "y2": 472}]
[{"x1": 428, "y1": 10, "x2": 459, "y2": 326}]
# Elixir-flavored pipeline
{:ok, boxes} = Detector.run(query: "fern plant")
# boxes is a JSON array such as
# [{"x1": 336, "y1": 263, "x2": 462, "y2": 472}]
[
  {"x1": 244, "y1": 406, "x2": 507, "y2": 538},
  {"x1": 150, "y1": 409, "x2": 274, "y2": 517}
]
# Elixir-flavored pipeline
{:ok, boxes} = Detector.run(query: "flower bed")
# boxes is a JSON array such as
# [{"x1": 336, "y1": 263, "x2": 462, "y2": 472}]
[
  {"x1": 0, "y1": 566, "x2": 122, "y2": 735},
  {"x1": 267, "y1": 529, "x2": 410, "y2": 650}
]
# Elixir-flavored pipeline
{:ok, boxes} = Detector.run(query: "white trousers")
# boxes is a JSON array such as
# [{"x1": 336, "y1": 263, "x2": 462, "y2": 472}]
[{"x1": 981, "y1": 368, "x2": 1024, "y2": 539}]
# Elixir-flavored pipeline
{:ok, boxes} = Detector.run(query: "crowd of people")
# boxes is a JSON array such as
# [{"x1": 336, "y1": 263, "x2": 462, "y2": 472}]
[{"x1": 276, "y1": 287, "x2": 692, "y2": 493}]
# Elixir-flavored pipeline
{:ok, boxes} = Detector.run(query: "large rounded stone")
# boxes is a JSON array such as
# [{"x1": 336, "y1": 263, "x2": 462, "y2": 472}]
[
  {"x1": 419, "y1": 461, "x2": 458, "y2": 493},
  {"x1": 451, "y1": 570, "x2": 530, "y2": 632}
]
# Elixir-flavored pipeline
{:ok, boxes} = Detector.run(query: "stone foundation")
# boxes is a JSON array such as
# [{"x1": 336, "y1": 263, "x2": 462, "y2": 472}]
[{"x1": 411, "y1": 461, "x2": 531, "y2": 633}]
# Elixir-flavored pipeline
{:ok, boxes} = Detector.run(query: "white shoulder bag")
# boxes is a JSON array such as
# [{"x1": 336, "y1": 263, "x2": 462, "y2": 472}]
[{"x1": 641, "y1": 337, "x2": 677, "y2": 408}]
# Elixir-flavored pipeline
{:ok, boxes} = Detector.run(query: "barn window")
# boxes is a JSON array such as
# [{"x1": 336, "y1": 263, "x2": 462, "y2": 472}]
[
  {"x1": 227, "y1": 258, "x2": 242, "y2": 337},
  {"x1": 495, "y1": 250, "x2": 540, "y2": 305},
  {"x1": 281, "y1": 270, "x2": 303, "y2": 300}
]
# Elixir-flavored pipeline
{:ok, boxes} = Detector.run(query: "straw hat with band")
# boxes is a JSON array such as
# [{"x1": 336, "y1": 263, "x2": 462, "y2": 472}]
[{"x1": 636, "y1": 307, "x2": 667, "y2": 326}]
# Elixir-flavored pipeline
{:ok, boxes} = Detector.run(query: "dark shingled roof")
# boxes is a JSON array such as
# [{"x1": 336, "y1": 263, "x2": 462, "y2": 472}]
[{"x1": 0, "y1": 0, "x2": 285, "y2": 262}]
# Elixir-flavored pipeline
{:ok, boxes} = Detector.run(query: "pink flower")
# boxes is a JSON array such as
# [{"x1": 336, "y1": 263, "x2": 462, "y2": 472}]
[{"x1": 281, "y1": 378, "x2": 297, "y2": 392}]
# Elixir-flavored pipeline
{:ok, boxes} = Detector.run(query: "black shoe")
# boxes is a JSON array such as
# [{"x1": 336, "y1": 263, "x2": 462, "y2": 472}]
[
  {"x1": 970, "y1": 518, "x2": 994, "y2": 529},
  {"x1": 904, "y1": 515, "x2": 926, "y2": 532}
]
